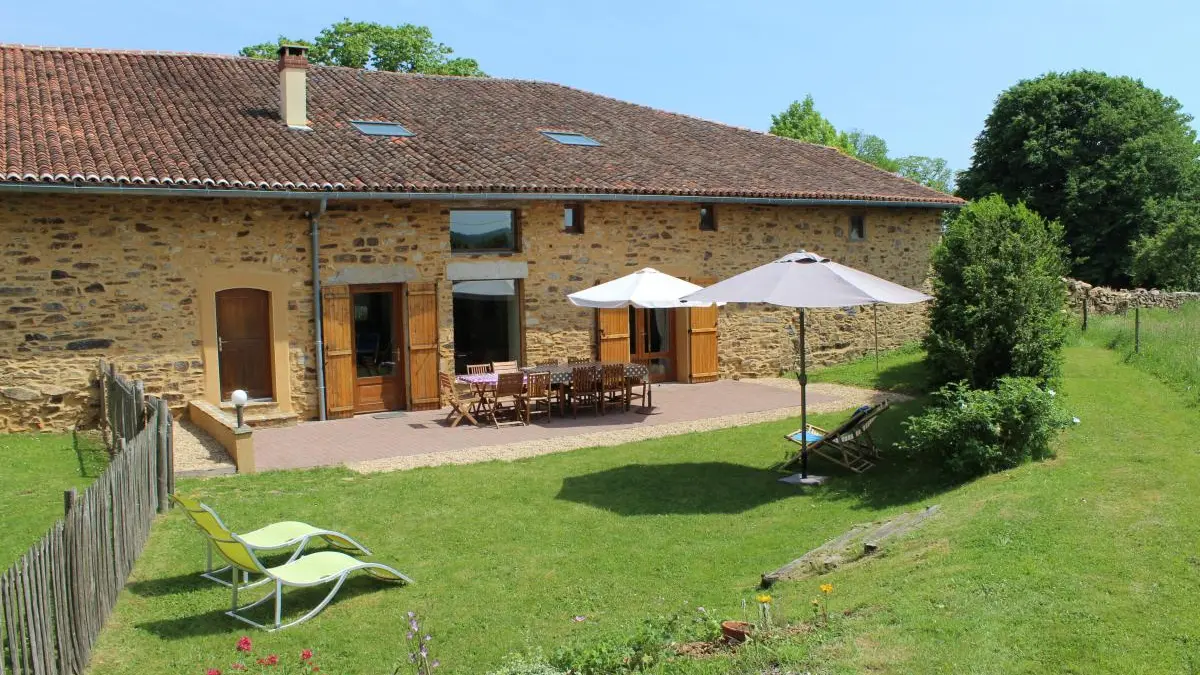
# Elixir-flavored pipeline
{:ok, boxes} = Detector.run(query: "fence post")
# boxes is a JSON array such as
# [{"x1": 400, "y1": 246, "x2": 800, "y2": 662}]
[
  {"x1": 108, "y1": 361, "x2": 118, "y2": 449},
  {"x1": 155, "y1": 398, "x2": 171, "y2": 513},
  {"x1": 1134, "y1": 303, "x2": 1141, "y2": 354},
  {"x1": 1082, "y1": 291, "x2": 1089, "y2": 332},
  {"x1": 133, "y1": 380, "x2": 145, "y2": 435},
  {"x1": 64, "y1": 488, "x2": 77, "y2": 515}
]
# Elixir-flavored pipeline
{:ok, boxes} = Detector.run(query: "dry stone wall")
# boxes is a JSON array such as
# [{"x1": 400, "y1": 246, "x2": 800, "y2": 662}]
[
  {"x1": 1065, "y1": 278, "x2": 1200, "y2": 314},
  {"x1": 1, "y1": 193, "x2": 944, "y2": 431}
]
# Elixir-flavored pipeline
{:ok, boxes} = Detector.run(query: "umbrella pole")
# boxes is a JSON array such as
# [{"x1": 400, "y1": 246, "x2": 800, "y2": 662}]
[{"x1": 798, "y1": 308, "x2": 808, "y2": 479}]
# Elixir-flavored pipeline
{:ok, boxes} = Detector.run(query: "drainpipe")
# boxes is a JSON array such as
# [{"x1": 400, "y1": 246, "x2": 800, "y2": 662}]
[{"x1": 309, "y1": 198, "x2": 328, "y2": 420}]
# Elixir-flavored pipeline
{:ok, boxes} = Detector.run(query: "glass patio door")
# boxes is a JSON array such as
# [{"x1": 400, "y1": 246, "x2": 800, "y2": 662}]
[
  {"x1": 351, "y1": 285, "x2": 402, "y2": 414},
  {"x1": 628, "y1": 307, "x2": 675, "y2": 382}
]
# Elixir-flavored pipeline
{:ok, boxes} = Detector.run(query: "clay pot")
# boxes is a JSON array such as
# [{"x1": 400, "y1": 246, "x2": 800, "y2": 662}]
[{"x1": 720, "y1": 620, "x2": 753, "y2": 644}]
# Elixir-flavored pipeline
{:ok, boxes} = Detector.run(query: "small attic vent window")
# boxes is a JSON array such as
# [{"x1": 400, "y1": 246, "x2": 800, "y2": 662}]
[
  {"x1": 351, "y1": 120, "x2": 415, "y2": 137},
  {"x1": 541, "y1": 131, "x2": 601, "y2": 146}
]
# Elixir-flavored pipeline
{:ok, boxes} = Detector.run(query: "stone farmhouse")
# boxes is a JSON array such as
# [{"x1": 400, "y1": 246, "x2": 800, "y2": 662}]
[{"x1": 0, "y1": 44, "x2": 962, "y2": 431}]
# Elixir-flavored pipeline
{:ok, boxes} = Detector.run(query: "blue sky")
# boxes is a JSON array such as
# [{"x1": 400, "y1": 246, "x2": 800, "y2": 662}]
[{"x1": 3, "y1": 0, "x2": 1196, "y2": 173}]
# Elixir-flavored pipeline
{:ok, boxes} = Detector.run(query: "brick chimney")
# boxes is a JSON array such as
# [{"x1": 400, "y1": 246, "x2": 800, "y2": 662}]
[{"x1": 277, "y1": 45, "x2": 309, "y2": 129}]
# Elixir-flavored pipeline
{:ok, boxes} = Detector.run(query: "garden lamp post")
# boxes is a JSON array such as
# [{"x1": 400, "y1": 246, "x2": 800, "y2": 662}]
[{"x1": 231, "y1": 389, "x2": 248, "y2": 428}]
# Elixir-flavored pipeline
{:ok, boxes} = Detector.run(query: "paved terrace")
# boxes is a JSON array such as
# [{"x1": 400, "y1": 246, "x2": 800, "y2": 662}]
[{"x1": 251, "y1": 379, "x2": 899, "y2": 473}]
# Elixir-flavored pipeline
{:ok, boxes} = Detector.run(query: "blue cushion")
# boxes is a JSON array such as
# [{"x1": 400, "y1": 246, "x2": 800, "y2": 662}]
[{"x1": 787, "y1": 430, "x2": 823, "y2": 444}]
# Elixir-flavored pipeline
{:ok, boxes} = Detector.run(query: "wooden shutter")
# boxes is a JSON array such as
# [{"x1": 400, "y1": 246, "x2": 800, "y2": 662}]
[
  {"x1": 406, "y1": 281, "x2": 441, "y2": 410},
  {"x1": 321, "y1": 284, "x2": 356, "y2": 419},
  {"x1": 596, "y1": 308, "x2": 630, "y2": 363},
  {"x1": 687, "y1": 277, "x2": 719, "y2": 383}
]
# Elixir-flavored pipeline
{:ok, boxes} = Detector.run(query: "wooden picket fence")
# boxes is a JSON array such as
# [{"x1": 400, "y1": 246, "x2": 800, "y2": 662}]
[{"x1": 0, "y1": 362, "x2": 174, "y2": 675}]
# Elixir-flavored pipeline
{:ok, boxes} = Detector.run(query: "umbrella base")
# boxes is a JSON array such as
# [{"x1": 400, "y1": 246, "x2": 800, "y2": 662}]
[{"x1": 778, "y1": 473, "x2": 829, "y2": 486}]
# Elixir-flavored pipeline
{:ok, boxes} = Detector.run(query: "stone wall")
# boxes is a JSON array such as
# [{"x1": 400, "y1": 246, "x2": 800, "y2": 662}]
[
  {"x1": 0, "y1": 193, "x2": 944, "y2": 431},
  {"x1": 1065, "y1": 278, "x2": 1200, "y2": 315}
]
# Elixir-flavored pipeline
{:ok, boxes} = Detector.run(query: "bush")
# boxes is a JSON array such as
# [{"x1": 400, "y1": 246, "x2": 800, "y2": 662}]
[
  {"x1": 898, "y1": 377, "x2": 1072, "y2": 477},
  {"x1": 925, "y1": 196, "x2": 1070, "y2": 389}
]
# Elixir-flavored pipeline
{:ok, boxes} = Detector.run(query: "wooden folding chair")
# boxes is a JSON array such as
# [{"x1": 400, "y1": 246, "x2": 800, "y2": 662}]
[
  {"x1": 517, "y1": 371, "x2": 553, "y2": 424},
  {"x1": 567, "y1": 356, "x2": 590, "y2": 364},
  {"x1": 600, "y1": 363, "x2": 628, "y2": 414},
  {"x1": 780, "y1": 401, "x2": 890, "y2": 473},
  {"x1": 439, "y1": 372, "x2": 478, "y2": 428},
  {"x1": 491, "y1": 360, "x2": 520, "y2": 374},
  {"x1": 487, "y1": 372, "x2": 527, "y2": 427},
  {"x1": 569, "y1": 366, "x2": 602, "y2": 418},
  {"x1": 466, "y1": 363, "x2": 492, "y2": 374}
]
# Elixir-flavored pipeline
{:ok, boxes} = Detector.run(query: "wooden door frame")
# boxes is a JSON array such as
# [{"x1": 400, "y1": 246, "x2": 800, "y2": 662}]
[
  {"x1": 629, "y1": 306, "x2": 678, "y2": 383},
  {"x1": 348, "y1": 283, "x2": 407, "y2": 414},
  {"x1": 215, "y1": 287, "x2": 275, "y2": 400}
]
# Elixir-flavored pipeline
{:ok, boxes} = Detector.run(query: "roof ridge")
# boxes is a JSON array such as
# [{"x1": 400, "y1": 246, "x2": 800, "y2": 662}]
[{"x1": 0, "y1": 42, "x2": 250, "y2": 61}]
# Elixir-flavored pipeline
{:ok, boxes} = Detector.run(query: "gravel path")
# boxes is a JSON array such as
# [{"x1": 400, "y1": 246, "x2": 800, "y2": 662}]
[
  {"x1": 349, "y1": 382, "x2": 908, "y2": 474},
  {"x1": 172, "y1": 419, "x2": 235, "y2": 476}
]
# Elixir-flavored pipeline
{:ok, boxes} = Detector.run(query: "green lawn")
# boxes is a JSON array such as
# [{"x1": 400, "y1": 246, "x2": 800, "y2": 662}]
[
  {"x1": 87, "y1": 343, "x2": 1200, "y2": 674},
  {"x1": 1, "y1": 431, "x2": 108, "y2": 569},
  {"x1": 807, "y1": 341, "x2": 929, "y2": 395},
  {"x1": 1086, "y1": 300, "x2": 1200, "y2": 406}
]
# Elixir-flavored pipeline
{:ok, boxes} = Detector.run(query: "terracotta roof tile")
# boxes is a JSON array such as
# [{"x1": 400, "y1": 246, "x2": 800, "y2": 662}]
[{"x1": 0, "y1": 44, "x2": 963, "y2": 205}]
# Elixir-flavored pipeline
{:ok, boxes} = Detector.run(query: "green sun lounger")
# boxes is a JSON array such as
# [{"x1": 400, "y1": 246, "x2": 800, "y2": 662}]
[
  {"x1": 171, "y1": 494, "x2": 371, "y2": 589},
  {"x1": 205, "y1": 520, "x2": 412, "y2": 631}
]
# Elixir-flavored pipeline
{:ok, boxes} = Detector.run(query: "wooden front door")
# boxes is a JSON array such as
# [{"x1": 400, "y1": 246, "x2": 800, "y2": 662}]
[
  {"x1": 215, "y1": 288, "x2": 273, "y2": 400},
  {"x1": 629, "y1": 307, "x2": 676, "y2": 383},
  {"x1": 350, "y1": 285, "x2": 405, "y2": 414}
]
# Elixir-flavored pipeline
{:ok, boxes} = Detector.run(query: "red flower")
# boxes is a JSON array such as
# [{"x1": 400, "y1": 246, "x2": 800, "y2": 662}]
[
  {"x1": 312, "y1": 668, "x2": 320, "y2": 673},
  {"x1": 207, "y1": 670, "x2": 222, "y2": 675},
  {"x1": 236, "y1": 637, "x2": 252, "y2": 652},
  {"x1": 266, "y1": 655, "x2": 279, "y2": 666},
  {"x1": 301, "y1": 649, "x2": 313, "y2": 661}
]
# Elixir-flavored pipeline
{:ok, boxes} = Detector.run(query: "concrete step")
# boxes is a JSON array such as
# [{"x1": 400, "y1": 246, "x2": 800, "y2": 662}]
[{"x1": 217, "y1": 401, "x2": 300, "y2": 429}]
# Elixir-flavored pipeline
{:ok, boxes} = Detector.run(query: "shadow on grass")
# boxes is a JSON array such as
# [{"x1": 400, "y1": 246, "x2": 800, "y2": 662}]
[
  {"x1": 134, "y1": 575, "x2": 405, "y2": 639},
  {"x1": 870, "y1": 357, "x2": 931, "y2": 395},
  {"x1": 556, "y1": 462, "x2": 800, "y2": 515}
]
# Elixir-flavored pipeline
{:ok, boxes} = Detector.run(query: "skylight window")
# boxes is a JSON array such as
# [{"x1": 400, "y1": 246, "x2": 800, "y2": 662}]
[
  {"x1": 541, "y1": 131, "x2": 602, "y2": 146},
  {"x1": 351, "y1": 120, "x2": 415, "y2": 137}
]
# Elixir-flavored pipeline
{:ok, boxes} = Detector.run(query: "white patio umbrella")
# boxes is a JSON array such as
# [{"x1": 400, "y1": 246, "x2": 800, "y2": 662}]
[
  {"x1": 681, "y1": 251, "x2": 931, "y2": 484},
  {"x1": 567, "y1": 268, "x2": 716, "y2": 309}
]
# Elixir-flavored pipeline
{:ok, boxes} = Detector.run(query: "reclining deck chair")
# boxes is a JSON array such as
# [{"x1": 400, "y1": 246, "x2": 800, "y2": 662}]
[
  {"x1": 780, "y1": 401, "x2": 890, "y2": 474},
  {"x1": 206, "y1": 522, "x2": 412, "y2": 631},
  {"x1": 171, "y1": 494, "x2": 371, "y2": 589}
]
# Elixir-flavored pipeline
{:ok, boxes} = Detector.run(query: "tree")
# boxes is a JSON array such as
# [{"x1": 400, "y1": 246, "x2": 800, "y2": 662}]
[
  {"x1": 958, "y1": 70, "x2": 1199, "y2": 286},
  {"x1": 1131, "y1": 198, "x2": 1200, "y2": 291},
  {"x1": 925, "y1": 196, "x2": 1070, "y2": 390},
  {"x1": 770, "y1": 95, "x2": 953, "y2": 186},
  {"x1": 895, "y1": 156, "x2": 953, "y2": 193},
  {"x1": 844, "y1": 130, "x2": 898, "y2": 172},
  {"x1": 240, "y1": 19, "x2": 485, "y2": 76},
  {"x1": 769, "y1": 95, "x2": 849, "y2": 151}
]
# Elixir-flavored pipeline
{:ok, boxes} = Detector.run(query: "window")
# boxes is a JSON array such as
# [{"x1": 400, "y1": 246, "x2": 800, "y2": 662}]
[
  {"x1": 849, "y1": 214, "x2": 866, "y2": 241},
  {"x1": 541, "y1": 131, "x2": 602, "y2": 146},
  {"x1": 452, "y1": 279, "x2": 522, "y2": 373},
  {"x1": 450, "y1": 210, "x2": 517, "y2": 252},
  {"x1": 699, "y1": 204, "x2": 717, "y2": 231},
  {"x1": 563, "y1": 204, "x2": 584, "y2": 234},
  {"x1": 351, "y1": 120, "x2": 414, "y2": 137}
]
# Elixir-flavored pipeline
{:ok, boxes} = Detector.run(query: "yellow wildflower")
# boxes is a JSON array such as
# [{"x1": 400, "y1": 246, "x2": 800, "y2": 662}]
[
  {"x1": 755, "y1": 593, "x2": 772, "y2": 604},
  {"x1": 820, "y1": 583, "x2": 833, "y2": 594},
  {"x1": 811, "y1": 598, "x2": 820, "y2": 606}
]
